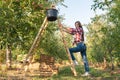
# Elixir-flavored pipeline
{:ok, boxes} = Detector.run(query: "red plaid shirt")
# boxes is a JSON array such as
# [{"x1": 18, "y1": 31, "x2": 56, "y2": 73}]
[{"x1": 69, "y1": 27, "x2": 84, "y2": 44}]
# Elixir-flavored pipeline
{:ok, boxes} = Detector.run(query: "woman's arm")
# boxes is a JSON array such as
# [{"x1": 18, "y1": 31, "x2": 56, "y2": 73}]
[
  {"x1": 62, "y1": 27, "x2": 72, "y2": 34},
  {"x1": 58, "y1": 21, "x2": 73, "y2": 34}
]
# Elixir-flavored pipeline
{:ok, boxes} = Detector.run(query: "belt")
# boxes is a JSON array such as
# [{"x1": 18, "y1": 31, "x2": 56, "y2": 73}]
[{"x1": 76, "y1": 41, "x2": 84, "y2": 44}]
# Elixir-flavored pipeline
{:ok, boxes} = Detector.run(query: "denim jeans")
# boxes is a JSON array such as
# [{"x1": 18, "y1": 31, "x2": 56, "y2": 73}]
[{"x1": 69, "y1": 42, "x2": 89, "y2": 72}]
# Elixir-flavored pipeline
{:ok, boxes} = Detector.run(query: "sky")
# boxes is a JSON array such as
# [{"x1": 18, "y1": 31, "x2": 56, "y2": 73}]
[{"x1": 57, "y1": 0, "x2": 104, "y2": 28}]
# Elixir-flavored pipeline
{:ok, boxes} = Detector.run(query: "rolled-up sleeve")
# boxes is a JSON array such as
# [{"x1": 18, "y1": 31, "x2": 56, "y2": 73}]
[{"x1": 69, "y1": 28, "x2": 76, "y2": 35}]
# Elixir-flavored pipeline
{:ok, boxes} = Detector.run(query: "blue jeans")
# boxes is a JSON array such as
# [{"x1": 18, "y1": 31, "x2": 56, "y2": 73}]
[{"x1": 69, "y1": 42, "x2": 89, "y2": 72}]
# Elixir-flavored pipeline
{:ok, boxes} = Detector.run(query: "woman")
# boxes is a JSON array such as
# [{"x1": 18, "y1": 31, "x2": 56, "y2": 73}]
[{"x1": 60, "y1": 21, "x2": 90, "y2": 76}]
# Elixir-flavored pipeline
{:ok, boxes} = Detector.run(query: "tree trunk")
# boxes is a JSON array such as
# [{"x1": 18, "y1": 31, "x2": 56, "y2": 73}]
[
  {"x1": 103, "y1": 57, "x2": 107, "y2": 69},
  {"x1": 110, "y1": 54, "x2": 114, "y2": 70},
  {"x1": 109, "y1": 49, "x2": 114, "y2": 70},
  {"x1": 6, "y1": 44, "x2": 12, "y2": 69}
]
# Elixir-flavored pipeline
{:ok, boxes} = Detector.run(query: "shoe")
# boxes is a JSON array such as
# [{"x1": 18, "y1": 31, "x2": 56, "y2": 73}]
[
  {"x1": 81, "y1": 72, "x2": 90, "y2": 76},
  {"x1": 73, "y1": 60, "x2": 79, "y2": 65}
]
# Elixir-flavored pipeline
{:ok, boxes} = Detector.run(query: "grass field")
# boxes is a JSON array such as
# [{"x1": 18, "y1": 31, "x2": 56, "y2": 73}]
[{"x1": 0, "y1": 64, "x2": 120, "y2": 80}]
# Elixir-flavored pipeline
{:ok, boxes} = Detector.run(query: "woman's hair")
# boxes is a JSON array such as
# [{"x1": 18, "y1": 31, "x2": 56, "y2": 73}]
[{"x1": 75, "y1": 21, "x2": 82, "y2": 27}]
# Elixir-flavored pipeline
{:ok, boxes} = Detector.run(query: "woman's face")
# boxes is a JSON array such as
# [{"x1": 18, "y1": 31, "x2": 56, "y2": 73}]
[{"x1": 75, "y1": 22, "x2": 80, "y2": 27}]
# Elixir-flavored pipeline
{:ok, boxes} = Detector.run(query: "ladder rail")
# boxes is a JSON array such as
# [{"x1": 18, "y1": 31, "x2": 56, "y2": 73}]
[
  {"x1": 25, "y1": 17, "x2": 48, "y2": 62},
  {"x1": 57, "y1": 19, "x2": 77, "y2": 76}
]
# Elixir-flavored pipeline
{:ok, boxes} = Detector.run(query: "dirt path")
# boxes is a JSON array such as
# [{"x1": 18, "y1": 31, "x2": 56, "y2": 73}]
[
  {"x1": 0, "y1": 63, "x2": 41, "y2": 80},
  {"x1": 0, "y1": 62, "x2": 120, "y2": 80}
]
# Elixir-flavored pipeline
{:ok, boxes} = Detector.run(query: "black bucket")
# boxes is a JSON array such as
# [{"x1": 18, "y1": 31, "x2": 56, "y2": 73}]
[{"x1": 46, "y1": 9, "x2": 58, "y2": 21}]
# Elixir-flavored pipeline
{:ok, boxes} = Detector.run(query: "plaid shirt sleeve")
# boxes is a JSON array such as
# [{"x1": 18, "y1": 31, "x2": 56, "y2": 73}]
[{"x1": 69, "y1": 28, "x2": 76, "y2": 35}]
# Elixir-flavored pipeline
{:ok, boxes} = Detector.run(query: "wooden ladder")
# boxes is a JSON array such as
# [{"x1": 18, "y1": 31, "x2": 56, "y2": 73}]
[{"x1": 24, "y1": 17, "x2": 77, "y2": 76}]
